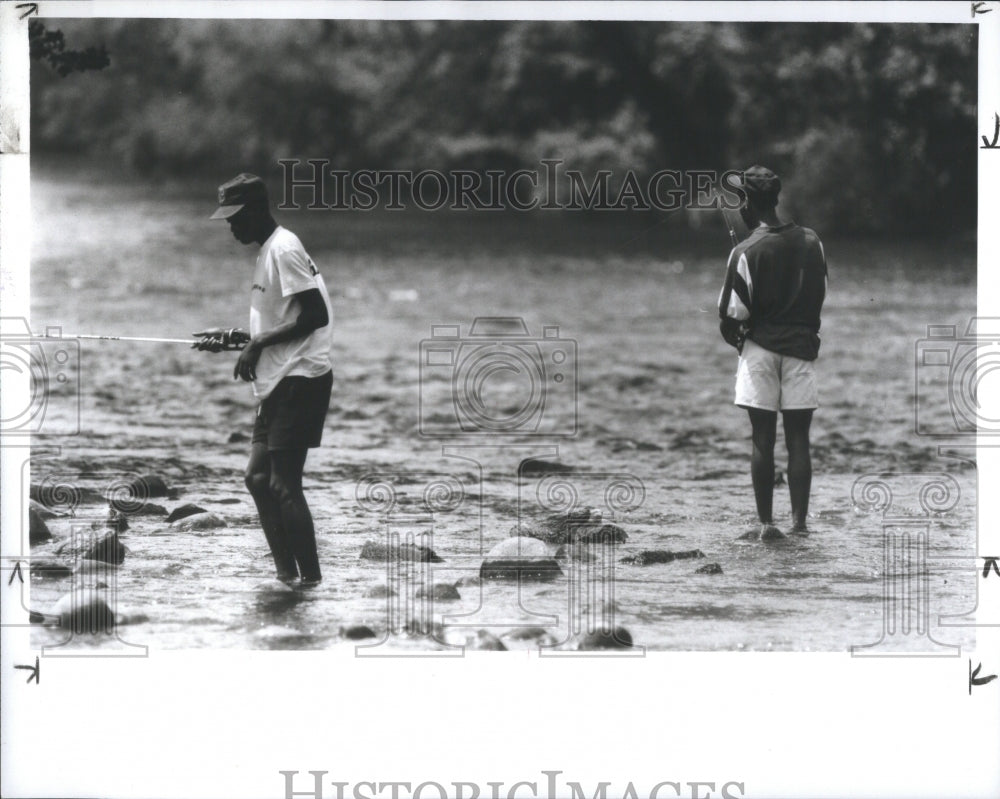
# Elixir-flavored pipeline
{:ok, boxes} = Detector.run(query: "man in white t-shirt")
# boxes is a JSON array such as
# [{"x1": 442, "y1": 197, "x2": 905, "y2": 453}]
[{"x1": 196, "y1": 173, "x2": 333, "y2": 587}]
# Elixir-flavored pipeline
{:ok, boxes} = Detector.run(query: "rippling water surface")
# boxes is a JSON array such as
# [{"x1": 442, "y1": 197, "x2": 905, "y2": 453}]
[{"x1": 26, "y1": 168, "x2": 978, "y2": 652}]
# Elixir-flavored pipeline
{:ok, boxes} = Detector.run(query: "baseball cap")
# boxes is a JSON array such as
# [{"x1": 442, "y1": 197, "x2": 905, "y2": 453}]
[
  {"x1": 210, "y1": 173, "x2": 268, "y2": 220},
  {"x1": 741, "y1": 165, "x2": 781, "y2": 199}
]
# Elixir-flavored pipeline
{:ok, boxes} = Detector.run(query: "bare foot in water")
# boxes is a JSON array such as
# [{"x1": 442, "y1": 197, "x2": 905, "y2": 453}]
[
  {"x1": 760, "y1": 524, "x2": 786, "y2": 541},
  {"x1": 790, "y1": 525, "x2": 810, "y2": 537}
]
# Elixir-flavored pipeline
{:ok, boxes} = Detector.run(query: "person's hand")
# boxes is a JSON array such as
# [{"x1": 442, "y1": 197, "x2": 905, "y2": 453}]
[
  {"x1": 192, "y1": 328, "x2": 250, "y2": 352},
  {"x1": 234, "y1": 339, "x2": 262, "y2": 381},
  {"x1": 719, "y1": 318, "x2": 748, "y2": 350}
]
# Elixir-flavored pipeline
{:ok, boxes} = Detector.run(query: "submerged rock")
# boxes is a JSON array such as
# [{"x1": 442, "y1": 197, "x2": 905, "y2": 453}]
[
  {"x1": 29, "y1": 498, "x2": 69, "y2": 521},
  {"x1": 170, "y1": 511, "x2": 227, "y2": 531},
  {"x1": 576, "y1": 627, "x2": 634, "y2": 650},
  {"x1": 359, "y1": 539, "x2": 443, "y2": 563},
  {"x1": 341, "y1": 624, "x2": 377, "y2": 640},
  {"x1": 29, "y1": 508, "x2": 51, "y2": 544},
  {"x1": 128, "y1": 474, "x2": 171, "y2": 498},
  {"x1": 522, "y1": 508, "x2": 628, "y2": 545},
  {"x1": 502, "y1": 626, "x2": 555, "y2": 643},
  {"x1": 56, "y1": 531, "x2": 125, "y2": 565},
  {"x1": 695, "y1": 562, "x2": 724, "y2": 575},
  {"x1": 518, "y1": 459, "x2": 572, "y2": 477},
  {"x1": 166, "y1": 503, "x2": 209, "y2": 523},
  {"x1": 619, "y1": 549, "x2": 705, "y2": 566},
  {"x1": 415, "y1": 583, "x2": 461, "y2": 601},
  {"x1": 52, "y1": 588, "x2": 116, "y2": 632},
  {"x1": 468, "y1": 630, "x2": 507, "y2": 651},
  {"x1": 364, "y1": 584, "x2": 398, "y2": 599},
  {"x1": 487, "y1": 537, "x2": 551, "y2": 559},
  {"x1": 29, "y1": 558, "x2": 73, "y2": 579},
  {"x1": 480, "y1": 537, "x2": 562, "y2": 581}
]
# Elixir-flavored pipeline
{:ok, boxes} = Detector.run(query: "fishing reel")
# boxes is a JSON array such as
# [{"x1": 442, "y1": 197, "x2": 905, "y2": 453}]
[{"x1": 191, "y1": 328, "x2": 251, "y2": 352}]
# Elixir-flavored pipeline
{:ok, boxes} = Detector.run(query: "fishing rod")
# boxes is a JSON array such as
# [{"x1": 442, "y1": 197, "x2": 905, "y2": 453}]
[
  {"x1": 717, "y1": 187, "x2": 740, "y2": 248},
  {"x1": 34, "y1": 331, "x2": 247, "y2": 350}
]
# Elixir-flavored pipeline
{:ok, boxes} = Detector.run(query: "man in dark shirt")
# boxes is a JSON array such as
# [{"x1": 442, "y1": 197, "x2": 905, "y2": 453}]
[{"x1": 718, "y1": 166, "x2": 827, "y2": 540}]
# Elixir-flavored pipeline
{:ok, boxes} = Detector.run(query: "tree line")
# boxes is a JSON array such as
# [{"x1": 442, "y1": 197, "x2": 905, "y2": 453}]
[{"x1": 31, "y1": 19, "x2": 977, "y2": 235}]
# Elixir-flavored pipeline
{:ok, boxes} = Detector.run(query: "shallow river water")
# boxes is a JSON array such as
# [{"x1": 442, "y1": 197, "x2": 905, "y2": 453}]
[{"x1": 22, "y1": 168, "x2": 980, "y2": 652}]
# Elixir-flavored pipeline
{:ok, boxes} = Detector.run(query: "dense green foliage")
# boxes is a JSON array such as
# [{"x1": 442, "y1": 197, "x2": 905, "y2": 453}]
[{"x1": 31, "y1": 20, "x2": 977, "y2": 234}]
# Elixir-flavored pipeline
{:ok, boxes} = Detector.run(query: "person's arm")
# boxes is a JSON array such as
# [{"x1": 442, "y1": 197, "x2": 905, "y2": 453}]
[
  {"x1": 234, "y1": 288, "x2": 328, "y2": 381},
  {"x1": 718, "y1": 248, "x2": 752, "y2": 349}
]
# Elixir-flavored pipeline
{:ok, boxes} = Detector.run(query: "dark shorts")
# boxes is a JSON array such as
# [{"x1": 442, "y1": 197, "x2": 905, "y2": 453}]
[{"x1": 252, "y1": 370, "x2": 333, "y2": 450}]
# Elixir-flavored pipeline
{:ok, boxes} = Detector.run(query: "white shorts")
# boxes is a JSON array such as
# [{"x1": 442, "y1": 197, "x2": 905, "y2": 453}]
[{"x1": 734, "y1": 339, "x2": 819, "y2": 412}]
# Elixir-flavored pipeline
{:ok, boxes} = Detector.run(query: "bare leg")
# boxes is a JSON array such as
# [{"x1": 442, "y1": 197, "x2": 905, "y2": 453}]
[
  {"x1": 245, "y1": 443, "x2": 298, "y2": 582},
  {"x1": 747, "y1": 407, "x2": 784, "y2": 540},
  {"x1": 782, "y1": 409, "x2": 814, "y2": 533},
  {"x1": 269, "y1": 448, "x2": 322, "y2": 584}
]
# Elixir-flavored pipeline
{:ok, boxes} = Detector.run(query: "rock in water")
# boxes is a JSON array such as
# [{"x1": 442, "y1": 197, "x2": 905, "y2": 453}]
[
  {"x1": 522, "y1": 508, "x2": 628, "y2": 545},
  {"x1": 364, "y1": 584, "x2": 398, "y2": 599},
  {"x1": 359, "y1": 540, "x2": 443, "y2": 563},
  {"x1": 56, "y1": 531, "x2": 125, "y2": 565},
  {"x1": 486, "y1": 537, "x2": 551, "y2": 559},
  {"x1": 29, "y1": 508, "x2": 51, "y2": 544},
  {"x1": 469, "y1": 630, "x2": 507, "y2": 651},
  {"x1": 29, "y1": 558, "x2": 73, "y2": 580},
  {"x1": 29, "y1": 498, "x2": 69, "y2": 520},
  {"x1": 169, "y1": 512, "x2": 227, "y2": 531},
  {"x1": 415, "y1": 583, "x2": 460, "y2": 601},
  {"x1": 52, "y1": 588, "x2": 115, "y2": 632},
  {"x1": 166, "y1": 503, "x2": 209, "y2": 523},
  {"x1": 341, "y1": 625, "x2": 377, "y2": 640},
  {"x1": 128, "y1": 474, "x2": 170, "y2": 498},
  {"x1": 619, "y1": 549, "x2": 705, "y2": 566},
  {"x1": 695, "y1": 563, "x2": 724, "y2": 575},
  {"x1": 480, "y1": 537, "x2": 562, "y2": 581},
  {"x1": 760, "y1": 525, "x2": 787, "y2": 542},
  {"x1": 577, "y1": 627, "x2": 634, "y2": 650},
  {"x1": 518, "y1": 459, "x2": 572, "y2": 477}
]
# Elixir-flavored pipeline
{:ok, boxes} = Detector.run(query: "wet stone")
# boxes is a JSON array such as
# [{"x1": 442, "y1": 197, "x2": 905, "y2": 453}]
[
  {"x1": 341, "y1": 625, "x2": 377, "y2": 640},
  {"x1": 364, "y1": 584, "x2": 398, "y2": 599},
  {"x1": 577, "y1": 627, "x2": 634, "y2": 650},
  {"x1": 468, "y1": 630, "x2": 507, "y2": 651},
  {"x1": 480, "y1": 537, "x2": 563, "y2": 581},
  {"x1": 52, "y1": 588, "x2": 116, "y2": 632},
  {"x1": 359, "y1": 539, "x2": 443, "y2": 563},
  {"x1": 695, "y1": 562, "x2": 724, "y2": 575},
  {"x1": 57, "y1": 531, "x2": 125, "y2": 565},
  {"x1": 619, "y1": 549, "x2": 705, "y2": 566},
  {"x1": 170, "y1": 511, "x2": 227, "y2": 531},
  {"x1": 29, "y1": 558, "x2": 73, "y2": 579},
  {"x1": 415, "y1": 583, "x2": 461, "y2": 601},
  {"x1": 29, "y1": 508, "x2": 51, "y2": 544},
  {"x1": 166, "y1": 503, "x2": 209, "y2": 523},
  {"x1": 128, "y1": 474, "x2": 171, "y2": 498},
  {"x1": 522, "y1": 508, "x2": 628, "y2": 545}
]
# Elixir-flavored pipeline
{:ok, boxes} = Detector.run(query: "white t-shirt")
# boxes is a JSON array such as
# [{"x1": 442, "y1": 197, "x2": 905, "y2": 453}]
[{"x1": 249, "y1": 226, "x2": 333, "y2": 399}]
